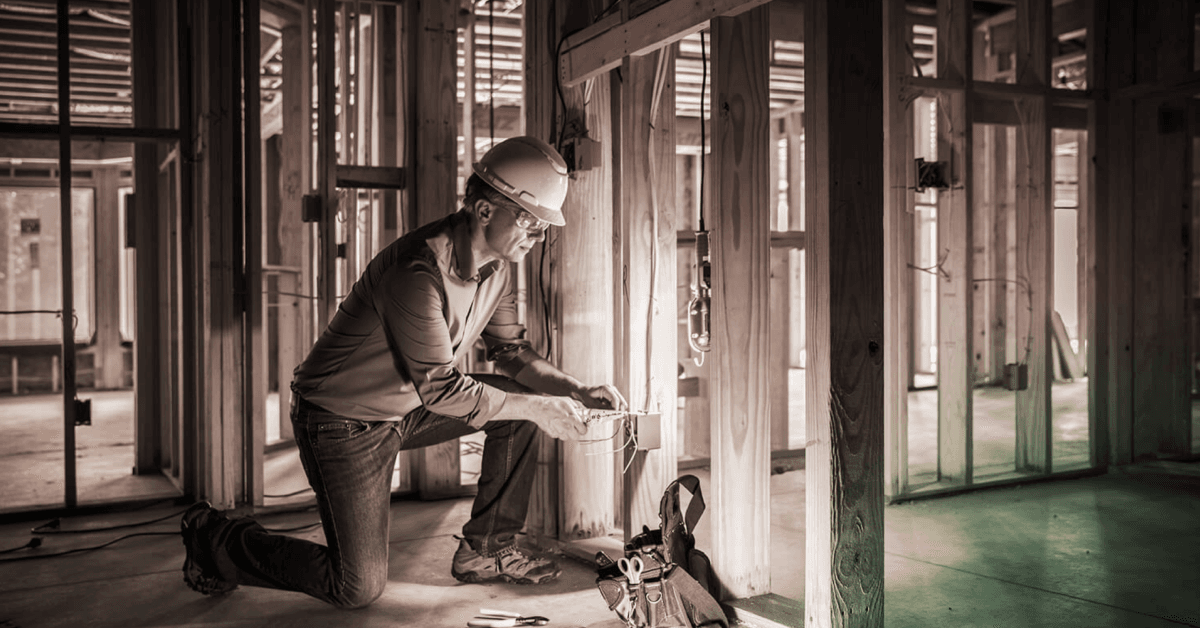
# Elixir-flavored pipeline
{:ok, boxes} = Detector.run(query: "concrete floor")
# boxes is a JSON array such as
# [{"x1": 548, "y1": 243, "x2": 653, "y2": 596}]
[{"x1": 0, "y1": 461, "x2": 1197, "y2": 627}]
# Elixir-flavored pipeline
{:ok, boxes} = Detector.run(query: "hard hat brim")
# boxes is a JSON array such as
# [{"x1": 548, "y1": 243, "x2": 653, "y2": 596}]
[{"x1": 472, "y1": 161, "x2": 567, "y2": 226}]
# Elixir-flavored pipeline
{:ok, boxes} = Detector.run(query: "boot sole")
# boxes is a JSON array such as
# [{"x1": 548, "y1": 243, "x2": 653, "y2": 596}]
[
  {"x1": 452, "y1": 568, "x2": 561, "y2": 585},
  {"x1": 181, "y1": 502, "x2": 238, "y2": 596}
]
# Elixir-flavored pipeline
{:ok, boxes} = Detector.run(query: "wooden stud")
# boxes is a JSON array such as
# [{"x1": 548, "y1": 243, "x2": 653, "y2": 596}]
[
  {"x1": 1085, "y1": 0, "x2": 1109, "y2": 467},
  {"x1": 192, "y1": 0, "x2": 249, "y2": 506},
  {"x1": 616, "y1": 48, "x2": 678, "y2": 540},
  {"x1": 785, "y1": 110, "x2": 805, "y2": 372},
  {"x1": 277, "y1": 21, "x2": 313, "y2": 445},
  {"x1": 520, "y1": 0, "x2": 560, "y2": 540},
  {"x1": 805, "y1": 0, "x2": 885, "y2": 623},
  {"x1": 131, "y1": 0, "x2": 161, "y2": 479},
  {"x1": 93, "y1": 167, "x2": 123, "y2": 390},
  {"x1": 553, "y1": 3, "x2": 618, "y2": 541},
  {"x1": 769, "y1": 246, "x2": 789, "y2": 452},
  {"x1": 1011, "y1": 0, "x2": 1053, "y2": 474},
  {"x1": 1012, "y1": 95, "x2": 1052, "y2": 473},
  {"x1": 244, "y1": 0, "x2": 266, "y2": 506},
  {"x1": 709, "y1": 5, "x2": 771, "y2": 601},
  {"x1": 315, "y1": 0, "x2": 337, "y2": 332},
  {"x1": 936, "y1": 0, "x2": 974, "y2": 485},
  {"x1": 410, "y1": 0, "x2": 463, "y2": 500},
  {"x1": 884, "y1": 0, "x2": 911, "y2": 498}
]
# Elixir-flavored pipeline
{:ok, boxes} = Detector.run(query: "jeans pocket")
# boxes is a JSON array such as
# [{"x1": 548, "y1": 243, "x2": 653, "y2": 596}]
[{"x1": 314, "y1": 419, "x2": 372, "y2": 443}]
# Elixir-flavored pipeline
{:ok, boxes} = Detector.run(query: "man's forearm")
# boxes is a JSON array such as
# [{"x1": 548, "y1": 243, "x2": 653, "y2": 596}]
[{"x1": 510, "y1": 355, "x2": 586, "y2": 399}]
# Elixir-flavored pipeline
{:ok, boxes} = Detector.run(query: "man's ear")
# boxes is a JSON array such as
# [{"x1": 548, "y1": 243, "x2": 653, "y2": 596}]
[{"x1": 474, "y1": 199, "x2": 494, "y2": 225}]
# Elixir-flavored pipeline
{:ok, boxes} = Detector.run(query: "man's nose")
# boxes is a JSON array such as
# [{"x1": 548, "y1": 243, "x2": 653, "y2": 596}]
[{"x1": 529, "y1": 228, "x2": 547, "y2": 242}]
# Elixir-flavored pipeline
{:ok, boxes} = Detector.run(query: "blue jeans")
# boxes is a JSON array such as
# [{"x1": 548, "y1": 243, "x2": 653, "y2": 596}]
[{"x1": 212, "y1": 374, "x2": 540, "y2": 609}]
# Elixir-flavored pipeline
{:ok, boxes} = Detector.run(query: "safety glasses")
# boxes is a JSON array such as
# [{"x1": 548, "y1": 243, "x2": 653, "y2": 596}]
[{"x1": 494, "y1": 200, "x2": 550, "y2": 234}]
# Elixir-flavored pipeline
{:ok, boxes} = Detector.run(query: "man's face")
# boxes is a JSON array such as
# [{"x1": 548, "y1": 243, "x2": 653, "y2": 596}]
[{"x1": 483, "y1": 198, "x2": 549, "y2": 262}]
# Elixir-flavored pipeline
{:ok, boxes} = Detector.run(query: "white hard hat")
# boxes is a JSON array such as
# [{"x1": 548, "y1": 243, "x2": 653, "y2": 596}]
[{"x1": 472, "y1": 136, "x2": 569, "y2": 226}]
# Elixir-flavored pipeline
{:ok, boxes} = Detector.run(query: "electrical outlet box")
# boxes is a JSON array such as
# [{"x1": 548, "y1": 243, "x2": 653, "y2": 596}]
[
  {"x1": 1003, "y1": 363, "x2": 1028, "y2": 391},
  {"x1": 565, "y1": 136, "x2": 601, "y2": 172},
  {"x1": 74, "y1": 398, "x2": 91, "y2": 426},
  {"x1": 302, "y1": 194, "x2": 322, "y2": 223},
  {"x1": 634, "y1": 412, "x2": 662, "y2": 450}
]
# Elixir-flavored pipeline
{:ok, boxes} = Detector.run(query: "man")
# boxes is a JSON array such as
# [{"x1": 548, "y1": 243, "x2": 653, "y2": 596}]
[{"x1": 180, "y1": 136, "x2": 627, "y2": 609}]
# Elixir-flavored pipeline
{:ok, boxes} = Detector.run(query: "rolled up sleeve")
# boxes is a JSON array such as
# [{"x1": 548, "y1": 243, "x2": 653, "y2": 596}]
[
  {"x1": 481, "y1": 278, "x2": 540, "y2": 378},
  {"x1": 376, "y1": 258, "x2": 506, "y2": 426}
]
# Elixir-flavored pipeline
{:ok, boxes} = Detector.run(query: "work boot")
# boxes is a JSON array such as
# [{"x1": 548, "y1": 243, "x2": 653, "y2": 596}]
[
  {"x1": 181, "y1": 501, "x2": 238, "y2": 596},
  {"x1": 451, "y1": 537, "x2": 561, "y2": 585}
]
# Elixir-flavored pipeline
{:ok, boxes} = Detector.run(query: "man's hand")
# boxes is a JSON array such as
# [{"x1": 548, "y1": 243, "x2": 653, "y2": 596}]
[
  {"x1": 572, "y1": 384, "x2": 628, "y2": 412},
  {"x1": 528, "y1": 395, "x2": 589, "y2": 441}
]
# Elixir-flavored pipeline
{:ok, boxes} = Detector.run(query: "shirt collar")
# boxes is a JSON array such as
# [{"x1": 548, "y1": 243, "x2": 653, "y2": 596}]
[{"x1": 449, "y1": 210, "x2": 500, "y2": 283}]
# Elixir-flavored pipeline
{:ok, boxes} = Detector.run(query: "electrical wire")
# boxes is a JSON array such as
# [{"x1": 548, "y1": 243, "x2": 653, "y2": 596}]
[
  {"x1": 264, "y1": 487, "x2": 313, "y2": 498},
  {"x1": 0, "y1": 531, "x2": 178, "y2": 563},
  {"x1": 1, "y1": 504, "x2": 324, "y2": 564},
  {"x1": 31, "y1": 508, "x2": 191, "y2": 535},
  {"x1": 0, "y1": 537, "x2": 42, "y2": 554},
  {"x1": 698, "y1": 29, "x2": 707, "y2": 233}
]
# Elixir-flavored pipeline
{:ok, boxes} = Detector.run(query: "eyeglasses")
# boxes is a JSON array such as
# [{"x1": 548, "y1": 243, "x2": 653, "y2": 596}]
[{"x1": 495, "y1": 201, "x2": 550, "y2": 233}]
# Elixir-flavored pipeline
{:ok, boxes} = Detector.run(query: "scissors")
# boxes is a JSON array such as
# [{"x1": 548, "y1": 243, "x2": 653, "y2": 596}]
[{"x1": 617, "y1": 555, "x2": 644, "y2": 585}]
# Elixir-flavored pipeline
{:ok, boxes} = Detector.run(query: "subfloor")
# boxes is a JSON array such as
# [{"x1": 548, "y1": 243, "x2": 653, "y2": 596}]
[{"x1": 0, "y1": 461, "x2": 1197, "y2": 628}]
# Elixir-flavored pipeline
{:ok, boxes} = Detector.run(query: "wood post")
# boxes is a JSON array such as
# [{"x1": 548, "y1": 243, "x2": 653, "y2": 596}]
[
  {"x1": 278, "y1": 20, "x2": 314, "y2": 444},
  {"x1": 194, "y1": 0, "x2": 248, "y2": 506},
  {"x1": 93, "y1": 168, "x2": 124, "y2": 390},
  {"x1": 709, "y1": 6, "x2": 772, "y2": 600},
  {"x1": 410, "y1": 0, "x2": 464, "y2": 499},
  {"x1": 935, "y1": 0, "x2": 974, "y2": 485},
  {"x1": 1013, "y1": 0, "x2": 1053, "y2": 474},
  {"x1": 556, "y1": 65, "x2": 616, "y2": 539},
  {"x1": 132, "y1": 0, "x2": 162, "y2": 477},
  {"x1": 616, "y1": 49, "x2": 678, "y2": 540},
  {"x1": 1086, "y1": 0, "x2": 1109, "y2": 467},
  {"x1": 805, "y1": 0, "x2": 885, "y2": 624},
  {"x1": 521, "y1": 0, "x2": 560, "y2": 540},
  {"x1": 244, "y1": 0, "x2": 266, "y2": 505},
  {"x1": 884, "y1": 0, "x2": 911, "y2": 498}
]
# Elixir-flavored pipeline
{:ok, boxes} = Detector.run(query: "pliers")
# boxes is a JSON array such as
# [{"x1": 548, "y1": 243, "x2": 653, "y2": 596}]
[{"x1": 467, "y1": 609, "x2": 550, "y2": 627}]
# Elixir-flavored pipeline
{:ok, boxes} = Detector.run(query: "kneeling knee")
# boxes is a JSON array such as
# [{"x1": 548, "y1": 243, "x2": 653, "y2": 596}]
[{"x1": 331, "y1": 581, "x2": 385, "y2": 610}]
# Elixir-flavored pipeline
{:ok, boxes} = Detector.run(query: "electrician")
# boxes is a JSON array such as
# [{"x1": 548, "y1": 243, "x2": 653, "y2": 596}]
[{"x1": 180, "y1": 136, "x2": 627, "y2": 608}]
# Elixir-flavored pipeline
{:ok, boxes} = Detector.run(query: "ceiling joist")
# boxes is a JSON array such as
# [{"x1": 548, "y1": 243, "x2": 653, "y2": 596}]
[{"x1": 558, "y1": 0, "x2": 770, "y2": 88}]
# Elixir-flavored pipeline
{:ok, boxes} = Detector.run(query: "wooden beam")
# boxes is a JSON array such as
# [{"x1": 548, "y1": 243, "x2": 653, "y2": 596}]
[
  {"x1": 521, "y1": 0, "x2": 559, "y2": 541},
  {"x1": 276, "y1": 20, "x2": 313, "y2": 447},
  {"x1": 92, "y1": 167, "x2": 123, "y2": 390},
  {"x1": 805, "y1": 0, "x2": 885, "y2": 623},
  {"x1": 1012, "y1": 96, "x2": 1052, "y2": 473},
  {"x1": 935, "y1": 0, "x2": 973, "y2": 486},
  {"x1": 785, "y1": 110, "x2": 805, "y2": 372},
  {"x1": 334, "y1": 164, "x2": 405, "y2": 189},
  {"x1": 559, "y1": 0, "x2": 770, "y2": 88},
  {"x1": 616, "y1": 48, "x2": 678, "y2": 540},
  {"x1": 194, "y1": 0, "x2": 248, "y2": 506},
  {"x1": 1011, "y1": 0, "x2": 1052, "y2": 474},
  {"x1": 244, "y1": 0, "x2": 266, "y2": 506},
  {"x1": 131, "y1": 0, "x2": 160, "y2": 479},
  {"x1": 557, "y1": 48, "x2": 617, "y2": 542},
  {"x1": 883, "y1": 0, "x2": 911, "y2": 498},
  {"x1": 709, "y1": 6, "x2": 771, "y2": 601},
  {"x1": 769, "y1": 246, "x2": 789, "y2": 451},
  {"x1": 410, "y1": 0, "x2": 463, "y2": 500}
]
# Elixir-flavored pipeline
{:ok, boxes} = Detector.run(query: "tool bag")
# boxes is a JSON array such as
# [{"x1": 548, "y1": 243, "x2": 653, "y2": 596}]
[{"x1": 595, "y1": 475, "x2": 728, "y2": 628}]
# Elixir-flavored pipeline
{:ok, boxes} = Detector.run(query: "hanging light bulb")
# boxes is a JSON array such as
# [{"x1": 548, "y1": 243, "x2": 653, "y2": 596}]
[{"x1": 688, "y1": 230, "x2": 712, "y2": 354}]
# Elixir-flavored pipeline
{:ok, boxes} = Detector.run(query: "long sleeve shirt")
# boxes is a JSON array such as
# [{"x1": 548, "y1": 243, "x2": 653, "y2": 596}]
[{"x1": 291, "y1": 210, "x2": 538, "y2": 428}]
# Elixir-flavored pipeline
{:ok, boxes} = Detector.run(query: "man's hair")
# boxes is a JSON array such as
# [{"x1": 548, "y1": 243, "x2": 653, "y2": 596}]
[{"x1": 464, "y1": 173, "x2": 511, "y2": 212}]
